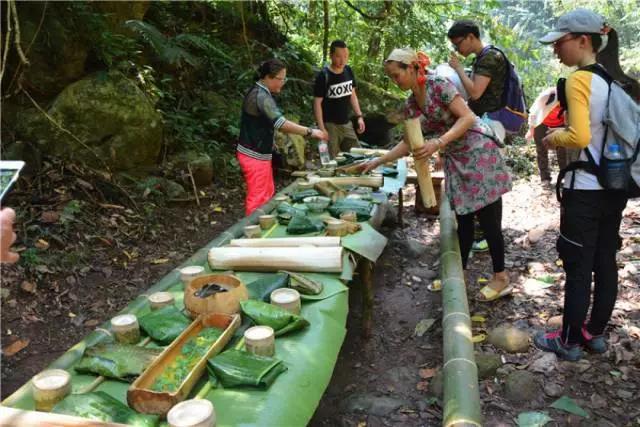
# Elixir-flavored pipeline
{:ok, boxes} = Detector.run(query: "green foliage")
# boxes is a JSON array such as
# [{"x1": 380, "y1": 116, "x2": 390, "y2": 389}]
[
  {"x1": 125, "y1": 20, "x2": 201, "y2": 68},
  {"x1": 60, "y1": 200, "x2": 83, "y2": 225},
  {"x1": 505, "y1": 136, "x2": 536, "y2": 178}
]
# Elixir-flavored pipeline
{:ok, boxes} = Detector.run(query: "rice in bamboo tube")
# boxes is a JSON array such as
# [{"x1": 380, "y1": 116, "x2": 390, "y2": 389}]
[{"x1": 405, "y1": 117, "x2": 437, "y2": 208}]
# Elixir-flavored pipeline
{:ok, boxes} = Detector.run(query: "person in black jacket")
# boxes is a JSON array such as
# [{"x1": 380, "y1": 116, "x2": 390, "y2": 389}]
[{"x1": 238, "y1": 59, "x2": 328, "y2": 215}]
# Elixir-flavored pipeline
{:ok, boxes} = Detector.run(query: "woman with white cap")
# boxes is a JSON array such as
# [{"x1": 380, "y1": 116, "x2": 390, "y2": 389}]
[
  {"x1": 360, "y1": 48, "x2": 513, "y2": 302},
  {"x1": 533, "y1": 9, "x2": 638, "y2": 361}
]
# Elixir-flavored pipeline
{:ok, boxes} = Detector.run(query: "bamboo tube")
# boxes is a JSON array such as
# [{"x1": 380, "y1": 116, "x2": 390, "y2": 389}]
[
  {"x1": 228, "y1": 236, "x2": 340, "y2": 248},
  {"x1": 0, "y1": 406, "x2": 129, "y2": 427},
  {"x1": 314, "y1": 181, "x2": 347, "y2": 202},
  {"x1": 439, "y1": 182, "x2": 482, "y2": 427},
  {"x1": 208, "y1": 246, "x2": 343, "y2": 273},
  {"x1": 307, "y1": 175, "x2": 383, "y2": 188},
  {"x1": 349, "y1": 147, "x2": 390, "y2": 157},
  {"x1": 405, "y1": 117, "x2": 437, "y2": 208}
]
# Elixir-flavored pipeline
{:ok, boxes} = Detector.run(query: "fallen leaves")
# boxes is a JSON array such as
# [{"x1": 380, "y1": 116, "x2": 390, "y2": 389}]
[
  {"x1": 414, "y1": 318, "x2": 436, "y2": 337},
  {"x1": 3, "y1": 338, "x2": 30, "y2": 357}
]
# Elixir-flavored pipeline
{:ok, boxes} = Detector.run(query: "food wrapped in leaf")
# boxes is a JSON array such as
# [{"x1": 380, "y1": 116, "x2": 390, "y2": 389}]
[
  {"x1": 52, "y1": 391, "x2": 159, "y2": 427},
  {"x1": 328, "y1": 199, "x2": 374, "y2": 221},
  {"x1": 247, "y1": 273, "x2": 290, "y2": 302},
  {"x1": 276, "y1": 202, "x2": 308, "y2": 217},
  {"x1": 281, "y1": 270, "x2": 323, "y2": 295},
  {"x1": 207, "y1": 349, "x2": 287, "y2": 388},
  {"x1": 240, "y1": 300, "x2": 309, "y2": 336},
  {"x1": 74, "y1": 343, "x2": 161, "y2": 381},
  {"x1": 290, "y1": 189, "x2": 320, "y2": 203},
  {"x1": 286, "y1": 214, "x2": 325, "y2": 235},
  {"x1": 139, "y1": 305, "x2": 191, "y2": 344}
]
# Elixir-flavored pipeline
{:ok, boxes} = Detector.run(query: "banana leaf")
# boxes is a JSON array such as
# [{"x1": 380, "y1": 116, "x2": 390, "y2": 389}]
[
  {"x1": 290, "y1": 189, "x2": 320, "y2": 203},
  {"x1": 207, "y1": 349, "x2": 287, "y2": 388},
  {"x1": 247, "y1": 273, "x2": 290, "y2": 302},
  {"x1": 240, "y1": 300, "x2": 309, "y2": 336},
  {"x1": 286, "y1": 214, "x2": 325, "y2": 235},
  {"x1": 74, "y1": 343, "x2": 162, "y2": 381},
  {"x1": 341, "y1": 222, "x2": 388, "y2": 262},
  {"x1": 52, "y1": 391, "x2": 159, "y2": 427},
  {"x1": 139, "y1": 305, "x2": 191, "y2": 344},
  {"x1": 328, "y1": 199, "x2": 374, "y2": 221}
]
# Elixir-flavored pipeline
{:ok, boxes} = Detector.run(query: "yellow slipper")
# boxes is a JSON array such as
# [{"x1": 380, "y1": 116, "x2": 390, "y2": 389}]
[{"x1": 476, "y1": 284, "x2": 513, "y2": 302}]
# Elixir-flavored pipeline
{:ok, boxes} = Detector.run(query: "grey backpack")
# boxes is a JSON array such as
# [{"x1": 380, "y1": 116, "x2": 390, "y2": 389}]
[{"x1": 557, "y1": 64, "x2": 640, "y2": 199}]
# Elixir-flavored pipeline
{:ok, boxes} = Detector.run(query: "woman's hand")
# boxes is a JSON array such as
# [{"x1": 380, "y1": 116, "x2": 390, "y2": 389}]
[
  {"x1": 0, "y1": 208, "x2": 19, "y2": 264},
  {"x1": 356, "y1": 158, "x2": 381, "y2": 174},
  {"x1": 541, "y1": 128, "x2": 562, "y2": 149},
  {"x1": 312, "y1": 128, "x2": 329, "y2": 141},
  {"x1": 413, "y1": 139, "x2": 439, "y2": 161}
]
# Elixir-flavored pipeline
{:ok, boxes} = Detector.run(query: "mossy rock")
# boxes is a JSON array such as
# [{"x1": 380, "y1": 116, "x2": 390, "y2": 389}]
[{"x1": 38, "y1": 70, "x2": 163, "y2": 171}]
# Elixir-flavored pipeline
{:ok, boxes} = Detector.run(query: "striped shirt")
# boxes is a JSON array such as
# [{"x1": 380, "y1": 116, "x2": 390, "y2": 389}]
[{"x1": 238, "y1": 82, "x2": 286, "y2": 160}]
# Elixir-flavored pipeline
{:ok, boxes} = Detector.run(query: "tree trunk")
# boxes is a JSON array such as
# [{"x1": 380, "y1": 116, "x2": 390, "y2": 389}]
[{"x1": 322, "y1": 0, "x2": 329, "y2": 64}]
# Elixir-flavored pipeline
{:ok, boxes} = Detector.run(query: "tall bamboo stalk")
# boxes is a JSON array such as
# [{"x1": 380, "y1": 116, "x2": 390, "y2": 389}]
[{"x1": 439, "y1": 182, "x2": 482, "y2": 427}]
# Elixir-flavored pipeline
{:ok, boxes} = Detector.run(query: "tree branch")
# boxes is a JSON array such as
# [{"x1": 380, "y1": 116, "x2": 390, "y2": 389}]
[
  {"x1": 343, "y1": 0, "x2": 387, "y2": 20},
  {"x1": 9, "y1": 0, "x2": 29, "y2": 66}
]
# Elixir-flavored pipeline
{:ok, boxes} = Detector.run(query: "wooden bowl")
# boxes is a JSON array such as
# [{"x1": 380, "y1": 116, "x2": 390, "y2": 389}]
[{"x1": 184, "y1": 274, "x2": 248, "y2": 317}]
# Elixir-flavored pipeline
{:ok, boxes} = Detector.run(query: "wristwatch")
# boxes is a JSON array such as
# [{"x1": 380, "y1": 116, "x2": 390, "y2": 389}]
[{"x1": 305, "y1": 127, "x2": 313, "y2": 138}]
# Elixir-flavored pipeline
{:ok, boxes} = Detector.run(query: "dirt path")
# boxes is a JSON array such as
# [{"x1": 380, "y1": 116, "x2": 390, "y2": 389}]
[{"x1": 312, "y1": 178, "x2": 640, "y2": 427}]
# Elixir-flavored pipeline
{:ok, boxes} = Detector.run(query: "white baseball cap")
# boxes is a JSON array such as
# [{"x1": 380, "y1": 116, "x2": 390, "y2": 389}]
[{"x1": 539, "y1": 8, "x2": 606, "y2": 44}]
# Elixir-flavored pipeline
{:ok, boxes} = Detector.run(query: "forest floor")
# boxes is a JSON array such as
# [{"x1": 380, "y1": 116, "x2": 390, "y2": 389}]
[{"x1": 2, "y1": 160, "x2": 640, "y2": 427}]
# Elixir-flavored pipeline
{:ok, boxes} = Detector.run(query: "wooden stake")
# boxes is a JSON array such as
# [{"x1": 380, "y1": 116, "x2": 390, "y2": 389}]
[
  {"x1": 187, "y1": 164, "x2": 200, "y2": 206},
  {"x1": 405, "y1": 117, "x2": 437, "y2": 208}
]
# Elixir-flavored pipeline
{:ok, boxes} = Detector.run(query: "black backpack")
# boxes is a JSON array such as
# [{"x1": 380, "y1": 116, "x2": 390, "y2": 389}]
[{"x1": 316, "y1": 65, "x2": 354, "y2": 98}]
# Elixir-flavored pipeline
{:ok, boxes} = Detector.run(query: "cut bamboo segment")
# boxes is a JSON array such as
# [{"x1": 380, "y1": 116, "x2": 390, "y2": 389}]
[
  {"x1": 208, "y1": 246, "x2": 343, "y2": 273},
  {"x1": 349, "y1": 148, "x2": 390, "y2": 157},
  {"x1": 229, "y1": 236, "x2": 340, "y2": 247},
  {"x1": 307, "y1": 175, "x2": 383, "y2": 188},
  {"x1": 314, "y1": 180, "x2": 347, "y2": 202},
  {"x1": 405, "y1": 117, "x2": 437, "y2": 208}
]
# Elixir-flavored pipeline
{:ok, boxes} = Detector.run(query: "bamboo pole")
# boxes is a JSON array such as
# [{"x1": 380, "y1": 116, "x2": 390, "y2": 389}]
[
  {"x1": 439, "y1": 181, "x2": 482, "y2": 427},
  {"x1": 307, "y1": 175, "x2": 383, "y2": 188},
  {"x1": 349, "y1": 147, "x2": 390, "y2": 157},
  {"x1": 1, "y1": 181, "x2": 300, "y2": 408},
  {"x1": 405, "y1": 117, "x2": 437, "y2": 208}
]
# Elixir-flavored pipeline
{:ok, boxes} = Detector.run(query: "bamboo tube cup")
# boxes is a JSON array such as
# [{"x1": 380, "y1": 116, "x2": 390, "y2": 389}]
[
  {"x1": 259, "y1": 215, "x2": 276, "y2": 230},
  {"x1": 110, "y1": 314, "x2": 140, "y2": 344},
  {"x1": 167, "y1": 398, "x2": 216, "y2": 427},
  {"x1": 405, "y1": 117, "x2": 437, "y2": 208},
  {"x1": 243, "y1": 225, "x2": 262, "y2": 238},
  {"x1": 244, "y1": 325, "x2": 275, "y2": 357},
  {"x1": 32, "y1": 369, "x2": 72, "y2": 411},
  {"x1": 180, "y1": 265, "x2": 205, "y2": 286},
  {"x1": 270, "y1": 288, "x2": 301, "y2": 315},
  {"x1": 148, "y1": 292, "x2": 175, "y2": 310}
]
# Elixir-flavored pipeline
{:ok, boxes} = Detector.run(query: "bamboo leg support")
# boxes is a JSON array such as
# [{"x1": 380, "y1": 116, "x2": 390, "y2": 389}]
[
  {"x1": 359, "y1": 259, "x2": 374, "y2": 339},
  {"x1": 398, "y1": 188, "x2": 404, "y2": 228}
]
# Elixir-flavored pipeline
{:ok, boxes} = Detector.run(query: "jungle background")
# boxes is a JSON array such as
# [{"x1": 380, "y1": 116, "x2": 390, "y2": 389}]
[{"x1": 1, "y1": 1, "x2": 640, "y2": 426}]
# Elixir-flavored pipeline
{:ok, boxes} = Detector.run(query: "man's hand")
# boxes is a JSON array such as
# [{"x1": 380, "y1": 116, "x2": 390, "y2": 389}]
[
  {"x1": 312, "y1": 128, "x2": 329, "y2": 141},
  {"x1": 356, "y1": 117, "x2": 365, "y2": 134},
  {"x1": 448, "y1": 52, "x2": 464, "y2": 74},
  {"x1": 0, "y1": 208, "x2": 19, "y2": 264}
]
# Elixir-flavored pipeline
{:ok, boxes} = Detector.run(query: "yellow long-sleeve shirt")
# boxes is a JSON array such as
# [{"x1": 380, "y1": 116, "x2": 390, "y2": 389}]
[{"x1": 551, "y1": 69, "x2": 609, "y2": 189}]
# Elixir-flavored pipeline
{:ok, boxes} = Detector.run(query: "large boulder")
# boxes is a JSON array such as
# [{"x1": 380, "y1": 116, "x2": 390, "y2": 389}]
[{"x1": 29, "y1": 71, "x2": 163, "y2": 171}]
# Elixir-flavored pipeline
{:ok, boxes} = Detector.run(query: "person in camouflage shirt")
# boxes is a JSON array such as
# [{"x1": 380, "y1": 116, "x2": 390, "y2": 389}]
[{"x1": 446, "y1": 20, "x2": 507, "y2": 116}]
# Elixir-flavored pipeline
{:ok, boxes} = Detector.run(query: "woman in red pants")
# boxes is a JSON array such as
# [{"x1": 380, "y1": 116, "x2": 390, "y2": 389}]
[{"x1": 237, "y1": 59, "x2": 328, "y2": 215}]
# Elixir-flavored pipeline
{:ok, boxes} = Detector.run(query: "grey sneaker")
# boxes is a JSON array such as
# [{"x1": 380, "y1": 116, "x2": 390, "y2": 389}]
[
  {"x1": 533, "y1": 330, "x2": 583, "y2": 361},
  {"x1": 581, "y1": 327, "x2": 607, "y2": 353}
]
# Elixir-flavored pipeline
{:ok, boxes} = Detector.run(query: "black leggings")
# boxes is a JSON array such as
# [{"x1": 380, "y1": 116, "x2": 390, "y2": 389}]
[
  {"x1": 558, "y1": 190, "x2": 627, "y2": 344},
  {"x1": 457, "y1": 198, "x2": 505, "y2": 272}
]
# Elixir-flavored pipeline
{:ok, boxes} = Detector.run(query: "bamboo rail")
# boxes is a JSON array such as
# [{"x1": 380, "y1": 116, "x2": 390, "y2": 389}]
[{"x1": 439, "y1": 181, "x2": 482, "y2": 427}]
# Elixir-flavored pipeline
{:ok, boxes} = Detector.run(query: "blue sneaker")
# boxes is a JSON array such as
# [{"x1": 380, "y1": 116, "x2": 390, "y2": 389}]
[
  {"x1": 581, "y1": 327, "x2": 607, "y2": 353},
  {"x1": 533, "y1": 330, "x2": 583, "y2": 361}
]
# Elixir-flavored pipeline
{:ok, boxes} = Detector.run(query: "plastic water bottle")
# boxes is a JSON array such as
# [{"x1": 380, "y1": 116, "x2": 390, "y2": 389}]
[
  {"x1": 318, "y1": 141, "x2": 331, "y2": 166},
  {"x1": 604, "y1": 143, "x2": 626, "y2": 190}
]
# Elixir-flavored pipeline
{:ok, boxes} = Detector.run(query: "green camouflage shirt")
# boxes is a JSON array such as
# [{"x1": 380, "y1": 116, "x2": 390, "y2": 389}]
[{"x1": 468, "y1": 48, "x2": 506, "y2": 116}]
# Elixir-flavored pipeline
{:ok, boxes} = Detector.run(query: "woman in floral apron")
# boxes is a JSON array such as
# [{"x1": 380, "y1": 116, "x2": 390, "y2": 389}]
[{"x1": 361, "y1": 48, "x2": 513, "y2": 301}]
